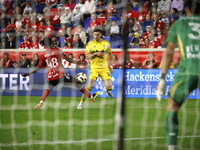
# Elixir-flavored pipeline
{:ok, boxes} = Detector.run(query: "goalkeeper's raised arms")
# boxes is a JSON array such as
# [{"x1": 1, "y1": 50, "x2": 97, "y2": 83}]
[{"x1": 156, "y1": 78, "x2": 166, "y2": 101}]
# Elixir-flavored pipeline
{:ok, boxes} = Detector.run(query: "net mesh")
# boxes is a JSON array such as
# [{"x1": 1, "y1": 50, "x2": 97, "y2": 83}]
[{"x1": 0, "y1": 49, "x2": 200, "y2": 150}]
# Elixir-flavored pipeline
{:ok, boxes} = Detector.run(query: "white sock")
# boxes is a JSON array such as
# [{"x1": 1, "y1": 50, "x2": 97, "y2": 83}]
[{"x1": 168, "y1": 145, "x2": 177, "y2": 150}]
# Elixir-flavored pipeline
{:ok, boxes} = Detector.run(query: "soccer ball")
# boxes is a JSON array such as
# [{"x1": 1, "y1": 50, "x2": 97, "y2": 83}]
[{"x1": 76, "y1": 72, "x2": 87, "y2": 83}]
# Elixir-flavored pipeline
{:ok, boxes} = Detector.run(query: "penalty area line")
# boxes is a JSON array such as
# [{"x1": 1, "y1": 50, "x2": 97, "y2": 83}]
[{"x1": 1, "y1": 135, "x2": 200, "y2": 147}]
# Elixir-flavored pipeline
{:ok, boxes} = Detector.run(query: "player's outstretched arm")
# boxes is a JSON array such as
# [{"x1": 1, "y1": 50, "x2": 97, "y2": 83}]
[
  {"x1": 156, "y1": 42, "x2": 175, "y2": 101},
  {"x1": 21, "y1": 67, "x2": 41, "y2": 77}
]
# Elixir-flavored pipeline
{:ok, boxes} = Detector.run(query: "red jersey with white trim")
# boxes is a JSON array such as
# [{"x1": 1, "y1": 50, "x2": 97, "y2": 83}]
[
  {"x1": 37, "y1": 47, "x2": 65, "y2": 81},
  {"x1": 1, "y1": 58, "x2": 13, "y2": 68}
]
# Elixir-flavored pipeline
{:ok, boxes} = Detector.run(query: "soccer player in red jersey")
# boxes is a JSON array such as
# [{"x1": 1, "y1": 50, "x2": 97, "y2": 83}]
[{"x1": 21, "y1": 37, "x2": 100, "y2": 109}]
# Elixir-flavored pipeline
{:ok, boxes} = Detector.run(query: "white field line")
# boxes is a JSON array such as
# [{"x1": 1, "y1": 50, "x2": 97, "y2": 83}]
[{"x1": 0, "y1": 135, "x2": 200, "y2": 147}]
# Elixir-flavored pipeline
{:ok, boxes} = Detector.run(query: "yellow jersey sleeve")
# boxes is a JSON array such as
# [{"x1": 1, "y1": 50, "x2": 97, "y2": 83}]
[{"x1": 86, "y1": 39, "x2": 112, "y2": 69}]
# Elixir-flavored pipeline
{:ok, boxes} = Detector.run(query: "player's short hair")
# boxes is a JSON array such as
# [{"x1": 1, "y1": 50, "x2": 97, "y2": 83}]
[
  {"x1": 185, "y1": 0, "x2": 200, "y2": 15},
  {"x1": 40, "y1": 37, "x2": 52, "y2": 48},
  {"x1": 93, "y1": 27, "x2": 103, "y2": 33}
]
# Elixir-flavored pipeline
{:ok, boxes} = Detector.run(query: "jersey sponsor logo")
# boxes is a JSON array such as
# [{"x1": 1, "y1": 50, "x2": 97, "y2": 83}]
[
  {"x1": 186, "y1": 44, "x2": 200, "y2": 59},
  {"x1": 44, "y1": 52, "x2": 55, "y2": 57}
]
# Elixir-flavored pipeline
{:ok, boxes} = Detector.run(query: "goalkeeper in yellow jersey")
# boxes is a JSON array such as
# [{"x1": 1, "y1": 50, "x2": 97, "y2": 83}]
[{"x1": 77, "y1": 27, "x2": 114, "y2": 109}]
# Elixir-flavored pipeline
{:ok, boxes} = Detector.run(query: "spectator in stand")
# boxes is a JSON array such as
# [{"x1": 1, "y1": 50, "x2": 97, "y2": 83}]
[
  {"x1": 31, "y1": 54, "x2": 40, "y2": 68},
  {"x1": 73, "y1": 0, "x2": 85, "y2": 14},
  {"x1": 82, "y1": 0, "x2": 96, "y2": 19},
  {"x1": 130, "y1": 32, "x2": 140, "y2": 48},
  {"x1": 95, "y1": 0, "x2": 106, "y2": 17},
  {"x1": 71, "y1": 6, "x2": 83, "y2": 27},
  {"x1": 121, "y1": 4, "x2": 136, "y2": 20},
  {"x1": 21, "y1": 10, "x2": 31, "y2": 33},
  {"x1": 114, "y1": 0, "x2": 123, "y2": 18},
  {"x1": 60, "y1": 7, "x2": 72, "y2": 27},
  {"x1": 62, "y1": 53, "x2": 76, "y2": 68},
  {"x1": 63, "y1": 0, "x2": 76, "y2": 12},
  {"x1": 168, "y1": 8, "x2": 180, "y2": 26},
  {"x1": 125, "y1": 53, "x2": 135, "y2": 69},
  {"x1": 105, "y1": 0, "x2": 116, "y2": 18},
  {"x1": 15, "y1": 14, "x2": 26, "y2": 34},
  {"x1": 64, "y1": 26, "x2": 74, "y2": 43},
  {"x1": 140, "y1": 37, "x2": 150, "y2": 48},
  {"x1": 51, "y1": 6, "x2": 63, "y2": 28},
  {"x1": 156, "y1": 28, "x2": 166, "y2": 47},
  {"x1": 152, "y1": 13, "x2": 165, "y2": 34},
  {"x1": 142, "y1": 25, "x2": 153, "y2": 40},
  {"x1": 31, "y1": 35, "x2": 40, "y2": 49},
  {"x1": 110, "y1": 54, "x2": 121, "y2": 69},
  {"x1": 18, "y1": 53, "x2": 31, "y2": 68},
  {"x1": 74, "y1": 25, "x2": 87, "y2": 45},
  {"x1": 77, "y1": 53, "x2": 89, "y2": 69},
  {"x1": 63, "y1": 41, "x2": 73, "y2": 49},
  {"x1": 142, "y1": 52, "x2": 158, "y2": 69},
  {"x1": 32, "y1": 0, "x2": 45, "y2": 14},
  {"x1": 102, "y1": 18, "x2": 111, "y2": 37},
  {"x1": 27, "y1": 27, "x2": 37, "y2": 41},
  {"x1": 45, "y1": 0, "x2": 58, "y2": 8},
  {"x1": 144, "y1": 0, "x2": 158, "y2": 13},
  {"x1": 31, "y1": 10, "x2": 38, "y2": 20},
  {"x1": 73, "y1": 34, "x2": 85, "y2": 48},
  {"x1": 57, "y1": 23, "x2": 67, "y2": 37},
  {"x1": 42, "y1": 7, "x2": 53, "y2": 21},
  {"x1": 0, "y1": 52, "x2": 13, "y2": 68},
  {"x1": 127, "y1": 18, "x2": 143, "y2": 37},
  {"x1": 5, "y1": 17, "x2": 16, "y2": 31},
  {"x1": 5, "y1": 36, "x2": 17, "y2": 49},
  {"x1": 110, "y1": 20, "x2": 120, "y2": 41},
  {"x1": 19, "y1": 34, "x2": 32, "y2": 49},
  {"x1": 13, "y1": 6, "x2": 23, "y2": 16},
  {"x1": 148, "y1": 33, "x2": 162, "y2": 48},
  {"x1": 23, "y1": 1, "x2": 32, "y2": 16},
  {"x1": 160, "y1": 11, "x2": 170, "y2": 27},
  {"x1": 28, "y1": 17, "x2": 39, "y2": 32},
  {"x1": 134, "y1": 7, "x2": 148, "y2": 23},
  {"x1": 170, "y1": 0, "x2": 184, "y2": 15},
  {"x1": 38, "y1": 30, "x2": 44, "y2": 40},
  {"x1": 51, "y1": 35, "x2": 60, "y2": 48},
  {"x1": 141, "y1": 14, "x2": 153, "y2": 32},
  {"x1": 37, "y1": 19, "x2": 47, "y2": 32},
  {"x1": 157, "y1": 0, "x2": 171, "y2": 14},
  {"x1": 86, "y1": 13, "x2": 101, "y2": 38},
  {"x1": 46, "y1": 19, "x2": 54, "y2": 36}
]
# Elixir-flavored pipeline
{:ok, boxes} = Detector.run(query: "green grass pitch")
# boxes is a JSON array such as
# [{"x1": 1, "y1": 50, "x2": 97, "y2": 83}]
[{"x1": 0, "y1": 96, "x2": 200, "y2": 150}]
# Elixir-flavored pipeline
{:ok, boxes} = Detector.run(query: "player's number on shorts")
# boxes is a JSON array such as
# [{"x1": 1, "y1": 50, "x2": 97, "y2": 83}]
[
  {"x1": 46, "y1": 58, "x2": 59, "y2": 68},
  {"x1": 188, "y1": 22, "x2": 200, "y2": 40}
]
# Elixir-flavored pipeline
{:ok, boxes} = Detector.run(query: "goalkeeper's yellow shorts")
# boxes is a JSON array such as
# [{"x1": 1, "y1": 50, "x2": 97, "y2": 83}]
[
  {"x1": 89, "y1": 68, "x2": 111, "y2": 81},
  {"x1": 168, "y1": 73, "x2": 198, "y2": 105}
]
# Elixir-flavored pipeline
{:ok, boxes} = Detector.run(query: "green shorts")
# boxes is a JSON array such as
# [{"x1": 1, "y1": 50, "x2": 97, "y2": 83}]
[
  {"x1": 168, "y1": 73, "x2": 199, "y2": 105},
  {"x1": 89, "y1": 68, "x2": 111, "y2": 81}
]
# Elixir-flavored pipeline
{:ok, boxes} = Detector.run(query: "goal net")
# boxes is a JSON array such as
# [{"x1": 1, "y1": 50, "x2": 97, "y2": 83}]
[{"x1": 0, "y1": 48, "x2": 200, "y2": 150}]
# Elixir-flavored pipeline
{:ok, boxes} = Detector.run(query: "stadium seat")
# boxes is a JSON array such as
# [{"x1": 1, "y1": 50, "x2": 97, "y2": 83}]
[
  {"x1": 58, "y1": 37, "x2": 65, "y2": 48},
  {"x1": 132, "y1": 7, "x2": 139, "y2": 11},
  {"x1": 102, "y1": 36, "x2": 111, "y2": 42},
  {"x1": 84, "y1": 17, "x2": 91, "y2": 28}
]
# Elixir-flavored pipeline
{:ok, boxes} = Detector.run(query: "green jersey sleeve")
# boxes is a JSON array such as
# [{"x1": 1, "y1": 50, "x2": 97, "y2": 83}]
[{"x1": 166, "y1": 21, "x2": 178, "y2": 44}]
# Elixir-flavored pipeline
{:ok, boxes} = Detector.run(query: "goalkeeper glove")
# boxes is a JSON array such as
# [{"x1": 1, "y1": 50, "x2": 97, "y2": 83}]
[{"x1": 156, "y1": 73, "x2": 166, "y2": 101}]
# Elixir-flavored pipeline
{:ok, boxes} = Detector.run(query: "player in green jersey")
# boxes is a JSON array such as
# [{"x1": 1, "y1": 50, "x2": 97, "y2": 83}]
[{"x1": 156, "y1": 0, "x2": 200, "y2": 150}]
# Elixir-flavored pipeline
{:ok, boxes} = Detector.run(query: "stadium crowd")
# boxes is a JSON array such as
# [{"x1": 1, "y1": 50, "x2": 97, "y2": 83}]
[{"x1": 0, "y1": 0, "x2": 185, "y2": 68}]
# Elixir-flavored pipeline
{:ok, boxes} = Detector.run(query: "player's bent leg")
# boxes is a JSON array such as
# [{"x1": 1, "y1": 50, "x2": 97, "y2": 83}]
[
  {"x1": 165, "y1": 97, "x2": 181, "y2": 150},
  {"x1": 77, "y1": 87, "x2": 93, "y2": 109},
  {"x1": 103, "y1": 79, "x2": 113, "y2": 99},
  {"x1": 77, "y1": 79, "x2": 96, "y2": 109},
  {"x1": 91, "y1": 91, "x2": 101, "y2": 102}
]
